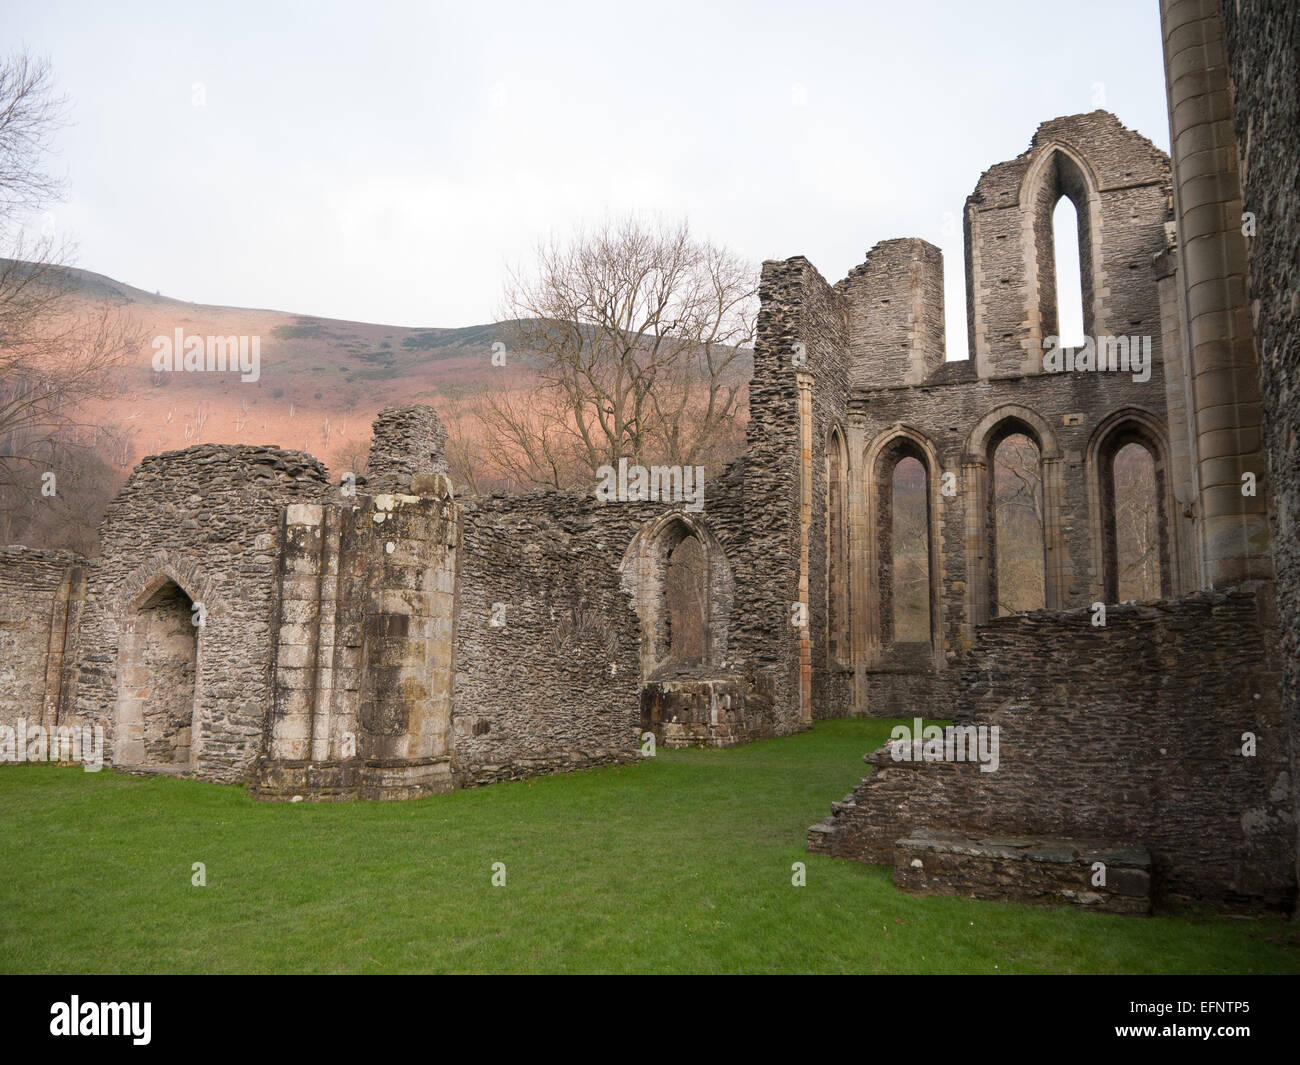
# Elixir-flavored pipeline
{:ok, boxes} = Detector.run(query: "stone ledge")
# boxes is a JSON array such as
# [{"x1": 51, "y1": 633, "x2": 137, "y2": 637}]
[{"x1": 892, "y1": 831, "x2": 1152, "y2": 915}]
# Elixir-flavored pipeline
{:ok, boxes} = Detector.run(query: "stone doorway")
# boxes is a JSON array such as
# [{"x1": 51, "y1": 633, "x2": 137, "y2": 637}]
[{"x1": 114, "y1": 578, "x2": 199, "y2": 769}]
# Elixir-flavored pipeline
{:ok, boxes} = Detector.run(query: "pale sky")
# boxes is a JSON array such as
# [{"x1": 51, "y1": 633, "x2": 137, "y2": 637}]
[{"x1": 8, "y1": 0, "x2": 1169, "y2": 358}]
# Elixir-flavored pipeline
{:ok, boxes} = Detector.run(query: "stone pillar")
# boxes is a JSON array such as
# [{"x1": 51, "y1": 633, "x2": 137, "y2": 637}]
[
  {"x1": 795, "y1": 371, "x2": 814, "y2": 723},
  {"x1": 1160, "y1": 0, "x2": 1272, "y2": 587},
  {"x1": 356, "y1": 489, "x2": 457, "y2": 799},
  {"x1": 269, "y1": 503, "x2": 325, "y2": 762},
  {"x1": 846, "y1": 422, "x2": 871, "y2": 714},
  {"x1": 42, "y1": 564, "x2": 86, "y2": 730},
  {"x1": 961, "y1": 458, "x2": 988, "y2": 650},
  {"x1": 1041, "y1": 456, "x2": 1067, "y2": 609},
  {"x1": 309, "y1": 505, "x2": 342, "y2": 763}
]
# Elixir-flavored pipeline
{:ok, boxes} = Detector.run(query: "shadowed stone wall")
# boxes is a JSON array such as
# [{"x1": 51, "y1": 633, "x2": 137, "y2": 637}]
[
  {"x1": 1220, "y1": 0, "x2": 1300, "y2": 909},
  {"x1": 809, "y1": 587, "x2": 1294, "y2": 913}
]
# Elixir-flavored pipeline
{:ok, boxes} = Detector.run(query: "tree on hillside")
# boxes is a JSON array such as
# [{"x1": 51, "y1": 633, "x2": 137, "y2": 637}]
[
  {"x1": 473, "y1": 215, "x2": 756, "y2": 491},
  {"x1": 0, "y1": 51, "x2": 143, "y2": 550}
]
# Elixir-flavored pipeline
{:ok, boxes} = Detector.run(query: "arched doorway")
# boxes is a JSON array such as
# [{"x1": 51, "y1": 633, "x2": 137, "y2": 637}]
[{"x1": 115, "y1": 577, "x2": 200, "y2": 768}]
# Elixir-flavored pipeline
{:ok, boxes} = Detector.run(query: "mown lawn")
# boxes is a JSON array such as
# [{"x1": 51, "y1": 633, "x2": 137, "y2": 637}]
[{"x1": 1, "y1": 718, "x2": 1296, "y2": 974}]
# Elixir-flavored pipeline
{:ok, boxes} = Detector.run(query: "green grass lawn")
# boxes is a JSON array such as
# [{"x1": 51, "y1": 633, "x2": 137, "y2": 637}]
[{"x1": 1, "y1": 718, "x2": 1296, "y2": 974}]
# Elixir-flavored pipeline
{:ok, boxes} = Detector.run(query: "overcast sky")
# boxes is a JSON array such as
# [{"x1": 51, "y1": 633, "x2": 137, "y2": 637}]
[{"x1": 8, "y1": 0, "x2": 1170, "y2": 358}]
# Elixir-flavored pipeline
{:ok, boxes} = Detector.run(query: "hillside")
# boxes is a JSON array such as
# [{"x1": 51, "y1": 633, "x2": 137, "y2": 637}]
[
  {"x1": 27, "y1": 265, "x2": 527, "y2": 474},
  {"x1": 21, "y1": 263, "x2": 751, "y2": 483}
]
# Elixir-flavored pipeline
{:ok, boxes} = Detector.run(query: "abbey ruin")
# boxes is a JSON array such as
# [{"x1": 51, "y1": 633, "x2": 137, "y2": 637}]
[{"x1": 1, "y1": 0, "x2": 1295, "y2": 915}]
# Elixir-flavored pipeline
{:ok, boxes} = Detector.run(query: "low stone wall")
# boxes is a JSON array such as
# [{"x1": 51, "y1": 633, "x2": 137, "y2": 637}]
[
  {"x1": 893, "y1": 832, "x2": 1151, "y2": 915},
  {"x1": 856, "y1": 643, "x2": 952, "y2": 718},
  {"x1": 809, "y1": 587, "x2": 1294, "y2": 913},
  {"x1": 640, "y1": 672, "x2": 778, "y2": 748}
]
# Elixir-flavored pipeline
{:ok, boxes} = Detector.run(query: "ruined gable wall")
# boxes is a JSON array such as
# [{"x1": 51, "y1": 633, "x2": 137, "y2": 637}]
[
  {"x1": 809, "y1": 587, "x2": 1294, "y2": 913},
  {"x1": 0, "y1": 547, "x2": 85, "y2": 733},
  {"x1": 68, "y1": 445, "x2": 329, "y2": 781},
  {"x1": 965, "y1": 112, "x2": 1171, "y2": 378}
]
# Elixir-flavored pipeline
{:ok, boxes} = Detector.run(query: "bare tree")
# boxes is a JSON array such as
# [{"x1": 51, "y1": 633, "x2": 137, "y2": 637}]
[
  {"x1": 476, "y1": 215, "x2": 756, "y2": 491},
  {"x1": 333, "y1": 437, "x2": 369, "y2": 483},
  {"x1": 0, "y1": 52, "x2": 144, "y2": 545}
]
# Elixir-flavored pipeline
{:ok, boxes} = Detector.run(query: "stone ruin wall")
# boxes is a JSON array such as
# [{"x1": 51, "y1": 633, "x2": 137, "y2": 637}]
[
  {"x1": 807, "y1": 586, "x2": 1294, "y2": 912},
  {"x1": 807, "y1": 112, "x2": 1188, "y2": 722},
  {"x1": 252, "y1": 404, "x2": 464, "y2": 799},
  {"x1": 851, "y1": 366, "x2": 1189, "y2": 630},
  {"x1": 841, "y1": 238, "x2": 945, "y2": 390},
  {"x1": 450, "y1": 492, "x2": 643, "y2": 785},
  {"x1": 744, "y1": 255, "x2": 852, "y2": 726},
  {"x1": 0, "y1": 396, "x2": 814, "y2": 793},
  {"x1": 64, "y1": 445, "x2": 330, "y2": 780},
  {"x1": 1221, "y1": 0, "x2": 1300, "y2": 894},
  {"x1": 449, "y1": 456, "x2": 801, "y2": 781}
]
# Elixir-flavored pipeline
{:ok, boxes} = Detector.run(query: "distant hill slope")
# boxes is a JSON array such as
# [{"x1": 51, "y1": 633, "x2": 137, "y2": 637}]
[{"x1": 7, "y1": 262, "x2": 755, "y2": 482}]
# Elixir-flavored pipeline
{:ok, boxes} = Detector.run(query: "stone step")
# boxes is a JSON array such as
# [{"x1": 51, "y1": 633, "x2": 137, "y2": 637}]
[{"x1": 892, "y1": 830, "x2": 1151, "y2": 915}]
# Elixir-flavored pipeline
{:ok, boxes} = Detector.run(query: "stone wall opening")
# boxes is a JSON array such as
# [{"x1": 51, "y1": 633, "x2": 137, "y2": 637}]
[
  {"x1": 1091, "y1": 414, "x2": 1174, "y2": 603},
  {"x1": 1112, "y1": 442, "x2": 1161, "y2": 601},
  {"x1": 665, "y1": 533, "x2": 708, "y2": 666},
  {"x1": 1052, "y1": 195, "x2": 1086, "y2": 348},
  {"x1": 891, "y1": 456, "x2": 931, "y2": 642},
  {"x1": 991, "y1": 430, "x2": 1046, "y2": 615},
  {"x1": 115, "y1": 578, "x2": 199, "y2": 769},
  {"x1": 1030, "y1": 147, "x2": 1098, "y2": 347},
  {"x1": 873, "y1": 435, "x2": 937, "y2": 648},
  {"x1": 621, "y1": 512, "x2": 733, "y2": 682}
]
